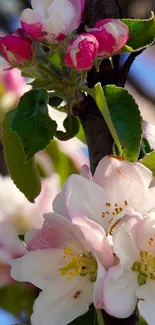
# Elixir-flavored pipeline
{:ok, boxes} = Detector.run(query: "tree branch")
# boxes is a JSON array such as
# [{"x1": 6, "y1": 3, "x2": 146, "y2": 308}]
[{"x1": 77, "y1": 1, "x2": 139, "y2": 324}]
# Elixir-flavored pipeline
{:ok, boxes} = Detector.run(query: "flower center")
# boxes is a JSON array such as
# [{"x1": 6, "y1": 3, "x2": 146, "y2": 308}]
[
  {"x1": 132, "y1": 250, "x2": 155, "y2": 286},
  {"x1": 59, "y1": 246, "x2": 97, "y2": 281},
  {"x1": 102, "y1": 200, "x2": 128, "y2": 226}
]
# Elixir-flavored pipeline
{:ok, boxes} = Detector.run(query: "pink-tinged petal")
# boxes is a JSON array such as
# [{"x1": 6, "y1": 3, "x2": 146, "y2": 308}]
[
  {"x1": 25, "y1": 213, "x2": 78, "y2": 251},
  {"x1": 136, "y1": 213, "x2": 155, "y2": 253},
  {"x1": 137, "y1": 280, "x2": 155, "y2": 325},
  {"x1": 10, "y1": 248, "x2": 64, "y2": 289},
  {"x1": 93, "y1": 263, "x2": 106, "y2": 309},
  {"x1": 73, "y1": 215, "x2": 114, "y2": 268},
  {"x1": 20, "y1": 9, "x2": 45, "y2": 41},
  {"x1": 52, "y1": 191, "x2": 69, "y2": 219},
  {"x1": 103, "y1": 265, "x2": 138, "y2": 318},
  {"x1": 65, "y1": 34, "x2": 99, "y2": 71},
  {"x1": 139, "y1": 187, "x2": 155, "y2": 214},
  {"x1": 68, "y1": 0, "x2": 85, "y2": 32},
  {"x1": 89, "y1": 19, "x2": 129, "y2": 56},
  {"x1": 143, "y1": 120, "x2": 155, "y2": 150},
  {"x1": 112, "y1": 209, "x2": 142, "y2": 267},
  {"x1": 64, "y1": 174, "x2": 109, "y2": 231},
  {"x1": 80, "y1": 165, "x2": 92, "y2": 180},
  {"x1": 31, "y1": 275, "x2": 93, "y2": 325},
  {"x1": 94, "y1": 156, "x2": 153, "y2": 211}
]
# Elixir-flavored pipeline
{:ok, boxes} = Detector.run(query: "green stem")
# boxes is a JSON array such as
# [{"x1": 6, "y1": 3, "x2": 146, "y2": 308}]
[{"x1": 96, "y1": 309, "x2": 105, "y2": 325}]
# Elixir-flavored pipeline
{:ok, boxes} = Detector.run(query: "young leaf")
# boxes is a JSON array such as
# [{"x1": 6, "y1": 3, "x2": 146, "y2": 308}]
[
  {"x1": 122, "y1": 12, "x2": 155, "y2": 51},
  {"x1": 104, "y1": 85, "x2": 142, "y2": 161},
  {"x1": 94, "y1": 83, "x2": 122, "y2": 157},
  {"x1": 56, "y1": 115, "x2": 80, "y2": 141},
  {"x1": 140, "y1": 151, "x2": 155, "y2": 176},
  {"x1": 11, "y1": 89, "x2": 57, "y2": 160},
  {"x1": 94, "y1": 83, "x2": 142, "y2": 161},
  {"x1": 2, "y1": 109, "x2": 41, "y2": 202}
]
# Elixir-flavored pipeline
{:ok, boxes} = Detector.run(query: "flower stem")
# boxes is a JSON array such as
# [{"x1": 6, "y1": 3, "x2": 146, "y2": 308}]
[{"x1": 96, "y1": 309, "x2": 105, "y2": 325}]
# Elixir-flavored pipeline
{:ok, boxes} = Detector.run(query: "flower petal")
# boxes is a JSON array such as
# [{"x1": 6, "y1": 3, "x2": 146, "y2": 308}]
[
  {"x1": 73, "y1": 215, "x2": 114, "y2": 268},
  {"x1": 103, "y1": 265, "x2": 138, "y2": 318},
  {"x1": 52, "y1": 191, "x2": 69, "y2": 218},
  {"x1": 64, "y1": 174, "x2": 109, "y2": 230},
  {"x1": 93, "y1": 263, "x2": 106, "y2": 309},
  {"x1": 137, "y1": 280, "x2": 155, "y2": 325},
  {"x1": 31, "y1": 275, "x2": 93, "y2": 325},
  {"x1": 25, "y1": 213, "x2": 76, "y2": 250},
  {"x1": 10, "y1": 248, "x2": 64, "y2": 289},
  {"x1": 139, "y1": 187, "x2": 155, "y2": 215},
  {"x1": 112, "y1": 209, "x2": 142, "y2": 267},
  {"x1": 20, "y1": 9, "x2": 44, "y2": 41},
  {"x1": 94, "y1": 156, "x2": 153, "y2": 211},
  {"x1": 80, "y1": 164, "x2": 92, "y2": 180}
]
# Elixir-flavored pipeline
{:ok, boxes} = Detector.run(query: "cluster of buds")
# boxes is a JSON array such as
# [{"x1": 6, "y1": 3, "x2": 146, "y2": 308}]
[{"x1": 0, "y1": 0, "x2": 129, "y2": 72}]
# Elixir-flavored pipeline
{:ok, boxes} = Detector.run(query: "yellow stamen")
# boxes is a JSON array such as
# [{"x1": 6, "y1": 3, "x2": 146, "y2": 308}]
[{"x1": 59, "y1": 246, "x2": 97, "y2": 281}]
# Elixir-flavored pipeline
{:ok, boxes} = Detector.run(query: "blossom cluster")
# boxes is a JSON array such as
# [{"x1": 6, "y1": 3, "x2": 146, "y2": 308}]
[
  {"x1": 10, "y1": 155, "x2": 155, "y2": 325},
  {"x1": 0, "y1": 0, "x2": 129, "y2": 71}
]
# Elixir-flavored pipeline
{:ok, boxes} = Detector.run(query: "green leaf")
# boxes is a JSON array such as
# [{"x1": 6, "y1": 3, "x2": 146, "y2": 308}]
[
  {"x1": 11, "y1": 89, "x2": 57, "y2": 160},
  {"x1": 94, "y1": 83, "x2": 122, "y2": 156},
  {"x1": 94, "y1": 84, "x2": 142, "y2": 161},
  {"x1": 104, "y1": 85, "x2": 142, "y2": 161},
  {"x1": 68, "y1": 305, "x2": 98, "y2": 325},
  {"x1": 139, "y1": 137, "x2": 152, "y2": 159},
  {"x1": 49, "y1": 96, "x2": 63, "y2": 107},
  {"x1": 2, "y1": 109, "x2": 41, "y2": 202},
  {"x1": 122, "y1": 12, "x2": 155, "y2": 51},
  {"x1": 136, "y1": 316, "x2": 147, "y2": 325},
  {"x1": 56, "y1": 115, "x2": 80, "y2": 141},
  {"x1": 140, "y1": 151, "x2": 155, "y2": 176}
]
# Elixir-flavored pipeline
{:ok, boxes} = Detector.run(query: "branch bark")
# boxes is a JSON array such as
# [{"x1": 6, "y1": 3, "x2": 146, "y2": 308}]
[{"x1": 77, "y1": 1, "x2": 139, "y2": 324}]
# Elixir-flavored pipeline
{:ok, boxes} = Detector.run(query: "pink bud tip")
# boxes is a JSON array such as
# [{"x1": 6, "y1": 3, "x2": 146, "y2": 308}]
[
  {"x1": 64, "y1": 33, "x2": 99, "y2": 71},
  {"x1": 0, "y1": 29, "x2": 33, "y2": 66},
  {"x1": 89, "y1": 19, "x2": 129, "y2": 57}
]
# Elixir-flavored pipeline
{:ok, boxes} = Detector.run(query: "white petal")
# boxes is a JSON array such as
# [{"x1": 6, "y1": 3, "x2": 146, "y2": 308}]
[
  {"x1": 73, "y1": 215, "x2": 114, "y2": 268},
  {"x1": 112, "y1": 210, "x2": 142, "y2": 267},
  {"x1": 93, "y1": 264, "x2": 106, "y2": 309},
  {"x1": 80, "y1": 165, "x2": 92, "y2": 180},
  {"x1": 103, "y1": 265, "x2": 138, "y2": 318},
  {"x1": 52, "y1": 191, "x2": 69, "y2": 218},
  {"x1": 64, "y1": 174, "x2": 109, "y2": 230},
  {"x1": 137, "y1": 280, "x2": 155, "y2": 325},
  {"x1": 10, "y1": 249, "x2": 64, "y2": 289},
  {"x1": 139, "y1": 187, "x2": 155, "y2": 214},
  {"x1": 94, "y1": 156, "x2": 153, "y2": 211},
  {"x1": 31, "y1": 275, "x2": 93, "y2": 325}
]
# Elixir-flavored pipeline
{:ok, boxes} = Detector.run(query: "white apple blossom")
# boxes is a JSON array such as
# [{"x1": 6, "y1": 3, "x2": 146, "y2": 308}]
[
  {"x1": 53, "y1": 155, "x2": 155, "y2": 233},
  {"x1": 10, "y1": 212, "x2": 113, "y2": 325},
  {"x1": 20, "y1": 0, "x2": 85, "y2": 44},
  {"x1": 0, "y1": 221, "x2": 26, "y2": 287},
  {"x1": 102, "y1": 209, "x2": 155, "y2": 325}
]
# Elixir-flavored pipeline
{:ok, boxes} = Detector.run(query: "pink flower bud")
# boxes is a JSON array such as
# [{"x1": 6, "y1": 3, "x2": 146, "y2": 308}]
[
  {"x1": 20, "y1": 0, "x2": 85, "y2": 44},
  {"x1": 89, "y1": 19, "x2": 129, "y2": 57},
  {"x1": 64, "y1": 33, "x2": 99, "y2": 71},
  {"x1": 0, "y1": 29, "x2": 33, "y2": 66}
]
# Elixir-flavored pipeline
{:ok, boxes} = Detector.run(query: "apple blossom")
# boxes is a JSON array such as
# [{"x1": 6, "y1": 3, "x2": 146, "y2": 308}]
[
  {"x1": 88, "y1": 19, "x2": 129, "y2": 57},
  {"x1": 102, "y1": 209, "x2": 155, "y2": 325},
  {"x1": 64, "y1": 34, "x2": 99, "y2": 71},
  {"x1": 0, "y1": 28, "x2": 33, "y2": 66},
  {"x1": 20, "y1": 0, "x2": 85, "y2": 43},
  {"x1": 0, "y1": 68, "x2": 30, "y2": 112},
  {"x1": 53, "y1": 155, "x2": 155, "y2": 233},
  {"x1": 10, "y1": 212, "x2": 113, "y2": 325},
  {"x1": 0, "y1": 221, "x2": 26, "y2": 287}
]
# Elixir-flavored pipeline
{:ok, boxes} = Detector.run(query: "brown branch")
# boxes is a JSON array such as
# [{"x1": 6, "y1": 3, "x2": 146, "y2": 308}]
[{"x1": 77, "y1": 1, "x2": 139, "y2": 324}]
